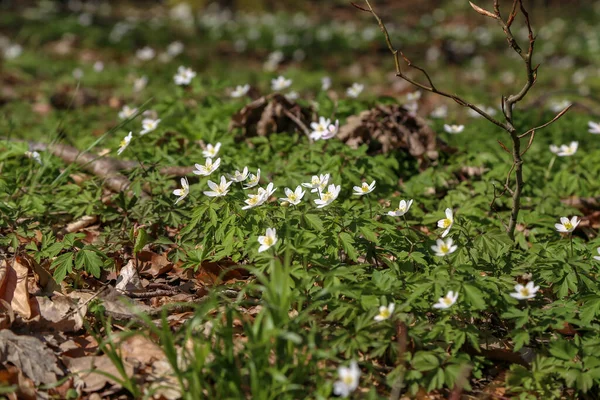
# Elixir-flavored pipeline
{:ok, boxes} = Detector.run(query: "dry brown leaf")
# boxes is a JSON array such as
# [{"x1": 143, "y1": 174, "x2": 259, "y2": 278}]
[
  {"x1": 63, "y1": 355, "x2": 133, "y2": 393},
  {"x1": 138, "y1": 251, "x2": 174, "y2": 278},
  {"x1": 0, "y1": 330, "x2": 63, "y2": 385},
  {"x1": 229, "y1": 93, "x2": 313, "y2": 137},
  {"x1": 28, "y1": 294, "x2": 86, "y2": 332},
  {"x1": 115, "y1": 259, "x2": 143, "y2": 293},
  {"x1": 0, "y1": 258, "x2": 32, "y2": 319},
  {"x1": 119, "y1": 335, "x2": 165, "y2": 366},
  {"x1": 0, "y1": 365, "x2": 37, "y2": 400}
]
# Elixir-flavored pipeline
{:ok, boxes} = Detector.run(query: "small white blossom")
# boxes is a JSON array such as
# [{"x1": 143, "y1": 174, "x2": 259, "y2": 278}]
[
  {"x1": 510, "y1": 281, "x2": 540, "y2": 300},
  {"x1": 374, "y1": 303, "x2": 394, "y2": 322},
  {"x1": 285, "y1": 91, "x2": 299, "y2": 101},
  {"x1": 430, "y1": 105, "x2": 448, "y2": 119},
  {"x1": 443, "y1": 124, "x2": 465, "y2": 134},
  {"x1": 72, "y1": 68, "x2": 84, "y2": 80},
  {"x1": 244, "y1": 169, "x2": 261, "y2": 189},
  {"x1": 406, "y1": 91, "x2": 421, "y2": 102},
  {"x1": 314, "y1": 184, "x2": 341, "y2": 208},
  {"x1": 588, "y1": 121, "x2": 600, "y2": 134},
  {"x1": 136, "y1": 46, "x2": 155, "y2": 61},
  {"x1": 173, "y1": 177, "x2": 189, "y2": 204},
  {"x1": 174, "y1": 66, "x2": 196, "y2": 86},
  {"x1": 203, "y1": 176, "x2": 232, "y2": 197},
  {"x1": 227, "y1": 167, "x2": 249, "y2": 183},
  {"x1": 593, "y1": 248, "x2": 600, "y2": 261},
  {"x1": 117, "y1": 132, "x2": 133, "y2": 155},
  {"x1": 271, "y1": 76, "x2": 292, "y2": 91},
  {"x1": 193, "y1": 158, "x2": 221, "y2": 176},
  {"x1": 302, "y1": 174, "x2": 329, "y2": 193},
  {"x1": 93, "y1": 61, "x2": 104, "y2": 72},
  {"x1": 279, "y1": 186, "x2": 305, "y2": 205},
  {"x1": 321, "y1": 76, "x2": 332, "y2": 91},
  {"x1": 258, "y1": 228, "x2": 278, "y2": 253},
  {"x1": 242, "y1": 182, "x2": 276, "y2": 210},
  {"x1": 388, "y1": 199, "x2": 413, "y2": 217},
  {"x1": 25, "y1": 151, "x2": 42, "y2": 165},
  {"x1": 405, "y1": 102, "x2": 419, "y2": 115},
  {"x1": 333, "y1": 361, "x2": 361, "y2": 398},
  {"x1": 549, "y1": 100, "x2": 571, "y2": 113},
  {"x1": 118, "y1": 105, "x2": 137, "y2": 120},
  {"x1": 231, "y1": 84, "x2": 250, "y2": 98},
  {"x1": 133, "y1": 76, "x2": 148, "y2": 92},
  {"x1": 555, "y1": 216, "x2": 580, "y2": 233},
  {"x1": 346, "y1": 83, "x2": 364, "y2": 98},
  {"x1": 353, "y1": 181, "x2": 376, "y2": 196},
  {"x1": 310, "y1": 117, "x2": 339, "y2": 141},
  {"x1": 167, "y1": 41, "x2": 184, "y2": 57},
  {"x1": 437, "y1": 208, "x2": 454, "y2": 238},
  {"x1": 4, "y1": 44, "x2": 22, "y2": 60},
  {"x1": 140, "y1": 118, "x2": 160, "y2": 135},
  {"x1": 433, "y1": 291, "x2": 459, "y2": 309},
  {"x1": 431, "y1": 238, "x2": 458, "y2": 257},
  {"x1": 202, "y1": 143, "x2": 221, "y2": 158},
  {"x1": 554, "y1": 141, "x2": 578, "y2": 157}
]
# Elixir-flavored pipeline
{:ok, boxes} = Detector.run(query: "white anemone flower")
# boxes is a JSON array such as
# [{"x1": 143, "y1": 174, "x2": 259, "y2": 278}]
[
  {"x1": 346, "y1": 83, "x2": 364, "y2": 98},
  {"x1": 25, "y1": 151, "x2": 42, "y2": 165},
  {"x1": 118, "y1": 105, "x2": 137, "y2": 120},
  {"x1": 555, "y1": 216, "x2": 580, "y2": 233},
  {"x1": 374, "y1": 303, "x2": 394, "y2": 322},
  {"x1": 309, "y1": 117, "x2": 331, "y2": 140},
  {"x1": 333, "y1": 361, "x2": 361, "y2": 398},
  {"x1": 353, "y1": 181, "x2": 376, "y2": 196},
  {"x1": 242, "y1": 182, "x2": 276, "y2": 210},
  {"x1": 271, "y1": 76, "x2": 292, "y2": 91},
  {"x1": 133, "y1": 76, "x2": 148, "y2": 92},
  {"x1": 431, "y1": 238, "x2": 458, "y2": 257},
  {"x1": 227, "y1": 167, "x2": 249, "y2": 183},
  {"x1": 136, "y1": 46, "x2": 155, "y2": 61},
  {"x1": 556, "y1": 141, "x2": 578, "y2": 157},
  {"x1": 203, "y1": 176, "x2": 232, "y2": 197},
  {"x1": 314, "y1": 184, "x2": 341, "y2": 208},
  {"x1": 140, "y1": 118, "x2": 160, "y2": 135},
  {"x1": 388, "y1": 200, "x2": 413, "y2": 217},
  {"x1": 244, "y1": 169, "x2": 261, "y2": 189},
  {"x1": 193, "y1": 158, "x2": 221, "y2": 177},
  {"x1": 279, "y1": 186, "x2": 305, "y2": 205},
  {"x1": 231, "y1": 84, "x2": 250, "y2": 98},
  {"x1": 443, "y1": 124, "x2": 465, "y2": 134},
  {"x1": 437, "y1": 208, "x2": 454, "y2": 238},
  {"x1": 302, "y1": 174, "x2": 329, "y2": 193},
  {"x1": 117, "y1": 132, "x2": 133, "y2": 155},
  {"x1": 430, "y1": 105, "x2": 448, "y2": 119},
  {"x1": 321, "y1": 76, "x2": 332, "y2": 91},
  {"x1": 406, "y1": 91, "x2": 421, "y2": 102},
  {"x1": 510, "y1": 281, "x2": 540, "y2": 300},
  {"x1": 173, "y1": 66, "x2": 196, "y2": 86},
  {"x1": 588, "y1": 121, "x2": 600, "y2": 134},
  {"x1": 202, "y1": 143, "x2": 221, "y2": 158},
  {"x1": 173, "y1": 177, "x2": 189, "y2": 204},
  {"x1": 258, "y1": 228, "x2": 278, "y2": 253},
  {"x1": 167, "y1": 41, "x2": 184, "y2": 57},
  {"x1": 285, "y1": 91, "x2": 299, "y2": 101},
  {"x1": 593, "y1": 248, "x2": 600, "y2": 261},
  {"x1": 433, "y1": 291, "x2": 459, "y2": 309}
]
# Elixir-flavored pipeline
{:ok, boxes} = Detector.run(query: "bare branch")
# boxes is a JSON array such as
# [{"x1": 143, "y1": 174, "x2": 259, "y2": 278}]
[
  {"x1": 517, "y1": 105, "x2": 572, "y2": 139},
  {"x1": 469, "y1": 2, "x2": 499, "y2": 20}
]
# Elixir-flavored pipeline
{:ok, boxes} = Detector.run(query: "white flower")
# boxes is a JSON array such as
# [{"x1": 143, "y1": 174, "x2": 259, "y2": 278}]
[
  {"x1": 353, "y1": 181, "x2": 376, "y2": 196},
  {"x1": 321, "y1": 76, "x2": 332, "y2": 91},
  {"x1": 173, "y1": 177, "x2": 189, "y2": 204},
  {"x1": 314, "y1": 184, "x2": 341, "y2": 208},
  {"x1": 388, "y1": 200, "x2": 413, "y2": 217},
  {"x1": 118, "y1": 105, "x2": 137, "y2": 120},
  {"x1": 258, "y1": 228, "x2": 278, "y2": 253},
  {"x1": 374, "y1": 303, "x2": 394, "y2": 322},
  {"x1": 406, "y1": 91, "x2": 421, "y2": 102},
  {"x1": 405, "y1": 102, "x2": 419, "y2": 114},
  {"x1": 431, "y1": 238, "x2": 458, "y2": 257},
  {"x1": 231, "y1": 84, "x2": 250, "y2": 98},
  {"x1": 4, "y1": 44, "x2": 22, "y2": 60},
  {"x1": 433, "y1": 291, "x2": 459, "y2": 309},
  {"x1": 555, "y1": 216, "x2": 580, "y2": 233},
  {"x1": 346, "y1": 83, "x2": 364, "y2": 98},
  {"x1": 117, "y1": 132, "x2": 133, "y2": 155},
  {"x1": 443, "y1": 124, "x2": 465, "y2": 134},
  {"x1": 588, "y1": 121, "x2": 600, "y2": 134},
  {"x1": 310, "y1": 117, "x2": 339, "y2": 141},
  {"x1": 549, "y1": 100, "x2": 571, "y2": 113},
  {"x1": 227, "y1": 167, "x2": 249, "y2": 182},
  {"x1": 549, "y1": 144, "x2": 560, "y2": 154},
  {"x1": 202, "y1": 143, "x2": 221, "y2": 158},
  {"x1": 302, "y1": 174, "x2": 329, "y2": 193},
  {"x1": 271, "y1": 76, "x2": 292, "y2": 91},
  {"x1": 285, "y1": 91, "x2": 299, "y2": 101},
  {"x1": 279, "y1": 186, "x2": 305, "y2": 205},
  {"x1": 468, "y1": 105, "x2": 497, "y2": 118},
  {"x1": 555, "y1": 141, "x2": 578, "y2": 157},
  {"x1": 25, "y1": 151, "x2": 42, "y2": 165},
  {"x1": 174, "y1": 66, "x2": 196, "y2": 86},
  {"x1": 510, "y1": 281, "x2": 540, "y2": 300},
  {"x1": 167, "y1": 41, "x2": 184, "y2": 57},
  {"x1": 140, "y1": 118, "x2": 160, "y2": 135},
  {"x1": 242, "y1": 182, "x2": 276, "y2": 210},
  {"x1": 203, "y1": 176, "x2": 232, "y2": 197},
  {"x1": 321, "y1": 120, "x2": 340, "y2": 140},
  {"x1": 133, "y1": 76, "x2": 148, "y2": 92},
  {"x1": 437, "y1": 208, "x2": 454, "y2": 238},
  {"x1": 93, "y1": 61, "x2": 104, "y2": 72},
  {"x1": 244, "y1": 169, "x2": 261, "y2": 189},
  {"x1": 430, "y1": 105, "x2": 448, "y2": 119},
  {"x1": 593, "y1": 248, "x2": 600, "y2": 261},
  {"x1": 193, "y1": 158, "x2": 221, "y2": 176},
  {"x1": 72, "y1": 68, "x2": 84, "y2": 80},
  {"x1": 333, "y1": 361, "x2": 361, "y2": 398},
  {"x1": 136, "y1": 46, "x2": 155, "y2": 61}
]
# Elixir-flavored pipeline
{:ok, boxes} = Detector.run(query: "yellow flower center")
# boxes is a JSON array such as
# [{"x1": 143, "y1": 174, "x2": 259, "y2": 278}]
[
  {"x1": 520, "y1": 288, "x2": 530, "y2": 297},
  {"x1": 440, "y1": 244, "x2": 449, "y2": 253},
  {"x1": 322, "y1": 192, "x2": 333, "y2": 202},
  {"x1": 263, "y1": 236, "x2": 274, "y2": 246},
  {"x1": 289, "y1": 193, "x2": 297, "y2": 201},
  {"x1": 361, "y1": 184, "x2": 369, "y2": 192},
  {"x1": 343, "y1": 375, "x2": 354, "y2": 385},
  {"x1": 441, "y1": 218, "x2": 451, "y2": 228},
  {"x1": 443, "y1": 297, "x2": 453, "y2": 305},
  {"x1": 564, "y1": 222, "x2": 573, "y2": 230},
  {"x1": 120, "y1": 139, "x2": 127, "y2": 147},
  {"x1": 379, "y1": 309, "x2": 390, "y2": 319}
]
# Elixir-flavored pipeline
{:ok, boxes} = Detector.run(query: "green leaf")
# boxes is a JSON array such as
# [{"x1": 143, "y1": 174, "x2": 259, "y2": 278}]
[
  {"x1": 133, "y1": 228, "x2": 150, "y2": 254},
  {"x1": 339, "y1": 232, "x2": 358, "y2": 261},
  {"x1": 411, "y1": 351, "x2": 439, "y2": 372},
  {"x1": 549, "y1": 339, "x2": 578, "y2": 361},
  {"x1": 512, "y1": 329, "x2": 530, "y2": 352},
  {"x1": 75, "y1": 249, "x2": 103, "y2": 278},
  {"x1": 303, "y1": 213, "x2": 324, "y2": 232},
  {"x1": 462, "y1": 283, "x2": 486, "y2": 310},
  {"x1": 51, "y1": 253, "x2": 73, "y2": 283}
]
